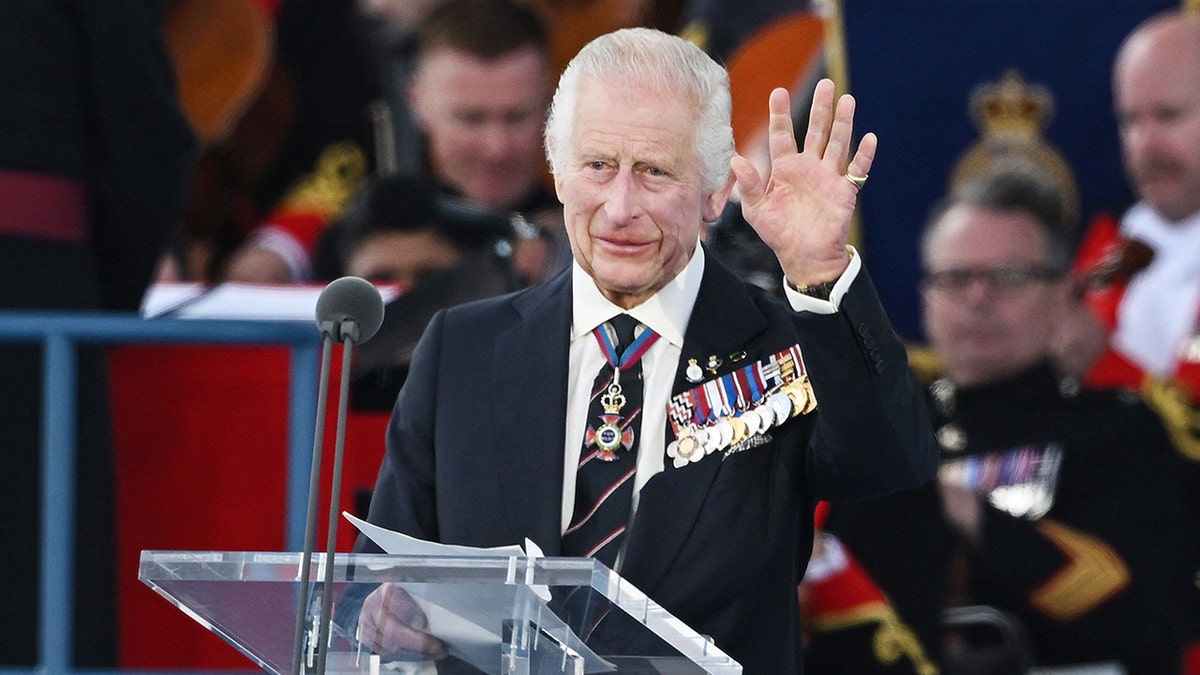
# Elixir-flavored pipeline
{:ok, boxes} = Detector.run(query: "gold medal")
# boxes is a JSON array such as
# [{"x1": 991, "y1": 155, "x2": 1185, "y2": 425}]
[
  {"x1": 729, "y1": 416, "x2": 748, "y2": 445},
  {"x1": 798, "y1": 377, "x2": 818, "y2": 414},
  {"x1": 784, "y1": 381, "x2": 809, "y2": 416}
]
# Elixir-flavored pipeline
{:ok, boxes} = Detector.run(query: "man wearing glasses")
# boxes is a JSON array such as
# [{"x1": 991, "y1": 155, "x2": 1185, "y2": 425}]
[{"x1": 819, "y1": 168, "x2": 1191, "y2": 672}]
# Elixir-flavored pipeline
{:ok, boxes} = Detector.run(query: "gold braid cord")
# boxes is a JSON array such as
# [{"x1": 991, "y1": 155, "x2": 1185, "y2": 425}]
[
  {"x1": 276, "y1": 141, "x2": 368, "y2": 218},
  {"x1": 814, "y1": 601, "x2": 939, "y2": 675},
  {"x1": 1141, "y1": 376, "x2": 1200, "y2": 462}
]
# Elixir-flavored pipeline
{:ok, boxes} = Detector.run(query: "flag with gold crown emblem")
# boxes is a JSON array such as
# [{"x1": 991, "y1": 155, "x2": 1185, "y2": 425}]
[{"x1": 832, "y1": 0, "x2": 1177, "y2": 341}]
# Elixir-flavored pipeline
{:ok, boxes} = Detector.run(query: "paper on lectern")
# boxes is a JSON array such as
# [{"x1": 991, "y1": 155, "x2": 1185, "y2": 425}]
[
  {"x1": 343, "y1": 511, "x2": 549, "y2": 601},
  {"x1": 343, "y1": 511, "x2": 535, "y2": 558},
  {"x1": 341, "y1": 512, "x2": 614, "y2": 674}
]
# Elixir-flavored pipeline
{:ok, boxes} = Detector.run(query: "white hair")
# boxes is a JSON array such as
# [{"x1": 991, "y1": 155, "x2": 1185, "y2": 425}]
[{"x1": 543, "y1": 27, "x2": 735, "y2": 193}]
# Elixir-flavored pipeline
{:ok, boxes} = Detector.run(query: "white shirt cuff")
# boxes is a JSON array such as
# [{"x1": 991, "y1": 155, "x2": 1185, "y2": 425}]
[{"x1": 783, "y1": 245, "x2": 862, "y2": 314}]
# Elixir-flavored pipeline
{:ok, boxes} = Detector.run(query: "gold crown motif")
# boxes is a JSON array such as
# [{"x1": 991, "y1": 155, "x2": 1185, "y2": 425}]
[
  {"x1": 601, "y1": 384, "x2": 626, "y2": 414},
  {"x1": 950, "y1": 69, "x2": 1081, "y2": 231}
]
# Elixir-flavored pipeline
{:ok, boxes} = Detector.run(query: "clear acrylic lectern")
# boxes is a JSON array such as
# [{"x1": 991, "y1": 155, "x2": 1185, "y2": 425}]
[{"x1": 139, "y1": 551, "x2": 742, "y2": 674}]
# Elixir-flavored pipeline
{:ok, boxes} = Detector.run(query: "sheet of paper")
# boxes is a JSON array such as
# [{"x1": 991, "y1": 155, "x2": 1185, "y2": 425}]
[
  {"x1": 344, "y1": 512, "x2": 526, "y2": 558},
  {"x1": 342, "y1": 513, "x2": 614, "y2": 674}
]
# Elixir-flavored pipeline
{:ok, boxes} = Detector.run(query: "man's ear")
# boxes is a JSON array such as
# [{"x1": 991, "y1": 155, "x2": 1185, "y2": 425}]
[
  {"x1": 553, "y1": 172, "x2": 566, "y2": 203},
  {"x1": 702, "y1": 173, "x2": 737, "y2": 223}
]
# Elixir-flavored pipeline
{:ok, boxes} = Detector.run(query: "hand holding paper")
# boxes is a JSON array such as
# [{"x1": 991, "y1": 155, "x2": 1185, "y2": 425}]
[
  {"x1": 343, "y1": 511, "x2": 574, "y2": 672},
  {"x1": 357, "y1": 583, "x2": 449, "y2": 661}
]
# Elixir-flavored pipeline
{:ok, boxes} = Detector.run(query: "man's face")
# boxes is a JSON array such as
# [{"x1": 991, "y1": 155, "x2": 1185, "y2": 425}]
[
  {"x1": 554, "y1": 79, "x2": 729, "y2": 309},
  {"x1": 346, "y1": 229, "x2": 462, "y2": 288},
  {"x1": 1114, "y1": 22, "x2": 1200, "y2": 222},
  {"x1": 921, "y1": 205, "x2": 1067, "y2": 387},
  {"x1": 410, "y1": 46, "x2": 551, "y2": 209}
]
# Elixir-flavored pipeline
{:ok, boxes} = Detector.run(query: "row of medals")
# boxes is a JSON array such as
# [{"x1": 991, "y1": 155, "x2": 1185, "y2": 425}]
[{"x1": 667, "y1": 375, "x2": 817, "y2": 465}]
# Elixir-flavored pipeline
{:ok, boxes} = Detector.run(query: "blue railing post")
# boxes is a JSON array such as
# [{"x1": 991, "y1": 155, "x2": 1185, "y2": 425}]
[
  {"x1": 40, "y1": 333, "x2": 77, "y2": 673},
  {"x1": 287, "y1": 342, "x2": 321, "y2": 550},
  {"x1": 0, "y1": 311, "x2": 323, "y2": 675}
]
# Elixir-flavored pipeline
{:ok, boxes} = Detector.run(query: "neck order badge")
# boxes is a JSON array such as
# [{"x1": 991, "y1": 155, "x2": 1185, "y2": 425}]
[{"x1": 586, "y1": 314, "x2": 659, "y2": 460}]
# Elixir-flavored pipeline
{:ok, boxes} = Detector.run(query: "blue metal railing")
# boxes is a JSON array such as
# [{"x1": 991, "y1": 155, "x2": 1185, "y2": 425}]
[{"x1": 0, "y1": 311, "x2": 323, "y2": 675}]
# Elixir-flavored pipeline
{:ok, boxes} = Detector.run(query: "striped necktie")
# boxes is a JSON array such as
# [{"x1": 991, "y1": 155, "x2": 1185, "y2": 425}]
[{"x1": 561, "y1": 313, "x2": 658, "y2": 566}]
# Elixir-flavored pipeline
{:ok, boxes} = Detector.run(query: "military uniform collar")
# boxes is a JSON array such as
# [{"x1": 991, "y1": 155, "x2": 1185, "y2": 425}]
[{"x1": 932, "y1": 361, "x2": 1073, "y2": 412}]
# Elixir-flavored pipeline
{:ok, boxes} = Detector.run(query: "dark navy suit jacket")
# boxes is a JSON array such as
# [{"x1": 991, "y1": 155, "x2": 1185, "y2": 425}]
[{"x1": 360, "y1": 253, "x2": 937, "y2": 673}]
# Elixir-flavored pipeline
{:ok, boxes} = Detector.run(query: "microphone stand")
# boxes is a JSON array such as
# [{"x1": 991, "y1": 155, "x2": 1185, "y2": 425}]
[
  {"x1": 291, "y1": 322, "x2": 334, "y2": 675},
  {"x1": 315, "y1": 325, "x2": 357, "y2": 675},
  {"x1": 291, "y1": 319, "x2": 357, "y2": 667},
  {"x1": 291, "y1": 320, "x2": 361, "y2": 675},
  {"x1": 291, "y1": 276, "x2": 383, "y2": 675}
]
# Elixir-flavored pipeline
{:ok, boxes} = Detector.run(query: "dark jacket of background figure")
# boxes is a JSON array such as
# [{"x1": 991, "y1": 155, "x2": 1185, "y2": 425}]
[
  {"x1": 827, "y1": 362, "x2": 1190, "y2": 673},
  {"x1": 0, "y1": 0, "x2": 195, "y2": 666}
]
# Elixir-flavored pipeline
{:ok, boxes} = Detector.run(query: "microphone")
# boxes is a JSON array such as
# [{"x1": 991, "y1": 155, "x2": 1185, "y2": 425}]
[
  {"x1": 293, "y1": 276, "x2": 384, "y2": 675},
  {"x1": 315, "y1": 275, "x2": 385, "y2": 344}
]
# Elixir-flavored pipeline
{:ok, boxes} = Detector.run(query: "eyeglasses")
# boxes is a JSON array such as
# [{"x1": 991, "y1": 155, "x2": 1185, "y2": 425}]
[{"x1": 922, "y1": 264, "x2": 1060, "y2": 294}]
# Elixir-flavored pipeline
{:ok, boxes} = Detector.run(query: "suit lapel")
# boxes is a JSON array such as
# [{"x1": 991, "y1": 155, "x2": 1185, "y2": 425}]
[
  {"x1": 619, "y1": 255, "x2": 770, "y2": 592},
  {"x1": 489, "y1": 271, "x2": 573, "y2": 555}
]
